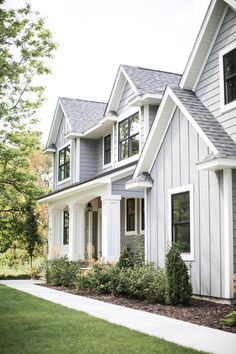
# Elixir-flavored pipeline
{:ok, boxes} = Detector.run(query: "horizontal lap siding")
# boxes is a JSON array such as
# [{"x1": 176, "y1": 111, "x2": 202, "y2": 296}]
[
  {"x1": 112, "y1": 176, "x2": 144, "y2": 198},
  {"x1": 117, "y1": 81, "x2": 136, "y2": 114},
  {"x1": 148, "y1": 108, "x2": 224, "y2": 297},
  {"x1": 195, "y1": 7, "x2": 236, "y2": 138},
  {"x1": 80, "y1": 138, "x2": 97, "y2": 181},
  {"x1": 232, "y1": 170, "x2": 236, "y2": 273}
]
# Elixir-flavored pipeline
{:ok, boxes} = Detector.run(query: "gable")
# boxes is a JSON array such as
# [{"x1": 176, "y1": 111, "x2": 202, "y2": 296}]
[
  {"x1": 195, "y1": 7, "x2": 236, "y2": 137},
  {"x1": 117, "y1": 81, "x2": 136, "y2": 114},
  {"x1": 55, "y1": 113, "x2": 70, "y2": 148}
]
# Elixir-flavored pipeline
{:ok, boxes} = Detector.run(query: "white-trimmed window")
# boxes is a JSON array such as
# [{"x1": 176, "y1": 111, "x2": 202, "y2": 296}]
[
  {"x1": 140, "y1": 198, "x2": 145, "y2": 234},
  {"x1": 63, "y1": 209, "x2": 69, "y2": 245},
  {"x1": 125, "y1": 198, "x2": 137, "y2": 235},
  {"x1": 103, "y1": 134, "x2": 111, "y2": 166},
  {"x1": 118, "y1": 112, "x2": 139, "y2": 161},
  {"x1": 168, "y1": 185, "x2": 194, "y2": 261},
  {"x1": 219, "y1": 41, "x2": 236, "y2": 112},
  {"x1": 58, "y1": 144, "x2": 70, "y2": 182}
]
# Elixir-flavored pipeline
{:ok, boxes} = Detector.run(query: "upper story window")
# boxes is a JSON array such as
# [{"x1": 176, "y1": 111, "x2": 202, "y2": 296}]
[
  {"x1": 126, "y1": 198, "x2": 137, "y2": 234},
  {"x1": 104, "y1": 134, "x2": 111, "y2": 165},
  {"x1": 118, "y1": 112, "x2": 139, "y2": 161},
  {"x1": 140, "y1": 198, "x2": 145, "y2": 232},
  {"x1": 58, "y1": 145, "x2": 70, "y2": 181},
  {"x1": 223, "y1": 48, "x2": 236, "y2": 105}
]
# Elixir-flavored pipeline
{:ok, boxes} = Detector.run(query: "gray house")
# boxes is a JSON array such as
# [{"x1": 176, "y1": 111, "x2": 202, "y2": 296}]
[
  {"x1": 39, "y1": 65, "x2": 180, "y2": 262},
  {"x1": 127, "y1": 0, "x2": 236, "y2": 301}
]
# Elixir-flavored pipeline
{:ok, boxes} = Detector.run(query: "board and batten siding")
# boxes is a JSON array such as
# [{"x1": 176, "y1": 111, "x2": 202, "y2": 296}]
[
  {"x1": 80, "y1": 138, "x2": 97, "y2": 182},
  {"x1": 53, "y1": 115, "x2": 72, "y2": 191},
  {"x1": 232, "y1": 170, "x2": 236, "y2": 273},
  {"x1": 117, "y1": 81, "x2": 136, "y2": 114},
  {"x1": 147, "y1": 108, "x2": 225, "y2": 298},
  {"x1": 195, "y1": 7, "x2": 236, "y2": 139}
]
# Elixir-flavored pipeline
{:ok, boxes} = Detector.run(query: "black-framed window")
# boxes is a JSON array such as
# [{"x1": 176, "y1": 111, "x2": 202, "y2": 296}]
[
  {"x1": 104, "y1": 134, "x2": 111, "y2": 165},
  {"x1": 126, "y1": 198, "x2": 136, "y2": 232},
  {"x1": 141, "y1": 198, "x2": 145, "y2": 231},
  {"x1": 119, "y1": 112, "x2": 139, "y2": 161},
  {"x1": 223, "y1": 48, "x2": 236, "y2": 105},
  {"x1": 63, "y1": 210, "x2": 69, "y2": 245},
  {"x1": 171, "y1": 191, "x2": 190, "y2": 253},
  {"x1": 58, "y1": 146, "x2": 70, "y2": 181}
]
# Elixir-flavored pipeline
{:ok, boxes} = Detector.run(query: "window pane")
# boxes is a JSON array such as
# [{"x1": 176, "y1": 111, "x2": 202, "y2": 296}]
[
  {"x1": 66, "y1": 147, "x2": 70, "y2": 161},
  {"x1": 119, "y1": 140, "x2": 128, "y2": 160},
  {"x1": 127, "y1": 198, "x2": 135, "y2": 232},
  {"x1": 65, "y1": 161, "x2": 70, "y2": 178},
  {"x1": 224, "y1": 49, "x2": 236, "y2": 78},
  {"x1": 104, "y1": 135, "x2": 111, "y2": 164},
  {"x1": 63, "y1": 210, "x2": 69, "y2": 245},
  {"x1": 173, "y1": 224, "x2": 190, "y2": 252},
  {"x1": 224, "y1": 49, "x2": 236, "y2": 104},
  {"x1": 226, "y1": 78, "x2": 236, "y2": 104},
  {"x1": 119, "y1": 119, "x2": 128, "y2": 140},
  {"x1": 130, "y1": 134, "x2": 139, "y2": 156},
  {"x1": 59, "y1": 166, "x2": 64, "y2": 181},
  {"x1": 172, "y1": 191, "x2": 190, "y2": 253},
  {"x1": 130, "y1": 113, "x2": 139, "y2": 135},
  {"x1": 59, "y1": 150, "x2": 64, "y2": 166},
  {"x1": 141, "y1": 198, "x2": 145, "y2": 230}
]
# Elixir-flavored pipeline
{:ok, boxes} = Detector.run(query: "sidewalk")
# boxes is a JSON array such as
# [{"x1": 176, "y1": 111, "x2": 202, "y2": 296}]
[{"x1": 1, "y1": 279, "x2": 236, "y2": 354}]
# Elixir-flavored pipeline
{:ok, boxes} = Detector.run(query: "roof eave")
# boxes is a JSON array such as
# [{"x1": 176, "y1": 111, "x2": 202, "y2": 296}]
[
  {"x1": 197, "y1": 157, "x2": 236, "y2": 171},
  {"x1": 129, "y1": 93, "x2": 162, "y2": 107}
]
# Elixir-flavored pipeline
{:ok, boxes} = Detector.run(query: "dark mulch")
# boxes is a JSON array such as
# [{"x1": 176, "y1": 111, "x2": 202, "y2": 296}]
[{"x1": 41, "y1": 284, "x2": 236, "y2": 334}]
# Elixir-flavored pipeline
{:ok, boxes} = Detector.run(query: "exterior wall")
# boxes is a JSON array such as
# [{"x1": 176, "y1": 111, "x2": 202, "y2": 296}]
[
  {"x1": 117, "y1": 81, "x2": 136, "y2": 114},
  {"x1": 80, "y1": 138, "x2": 97, "y2": 182},
  {"x1": 112, "y1": 176, "x2": 144, "y2": 198},
  {"x1": 96, "y1": 137, "x2": 113, "y2": 175},
  {"x1": 232, "y1": 170, "x2": 236, "y2": 273},
  {"x1": 147, "y1": 108, "x2": 226, "y2": 298},
  {"x1": 195, "y1": 7, "x2": 236, "y2": 140},
  {"x1": 149, "y1": 105, "x2": 159, "y2": 128}
]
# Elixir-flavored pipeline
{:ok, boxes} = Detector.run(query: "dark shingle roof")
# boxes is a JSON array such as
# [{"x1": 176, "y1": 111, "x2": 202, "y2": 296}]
[
  {"x1": 122, "y1": 65, "x2": 181, "y2": 95},
  {"x1": 59, "y1": 97, "x2": 106, "y2": 133},
  {"x1": 172, "y1": 87, "x2": 236, "y2": 157}
]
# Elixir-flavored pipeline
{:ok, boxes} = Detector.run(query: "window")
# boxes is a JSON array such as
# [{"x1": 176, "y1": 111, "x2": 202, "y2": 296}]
[
  {"x1": 171, "y1": 191, "x2": 190, "y2": 253},
  {"x1": 104, "y1": 134, "x2": 111, "y2": 165},
  {"x1": 119, "y1": 112, "x2": 139, "y2": 161},
  {"x1": 140, "y1": 198, "x2": 145, "y2": 232},
  {"x1": 223, "y1": 48, "x2": 236, "y2": 105},
  {"x1": 63, "y1": 210, "x2": 69, "y2": 245},
  {"x1": 58, "y1": 146, "x2": 70, "y2": 181},
  {"x1": 126, "y1": 198, "x2": 136, "y2": 233}
]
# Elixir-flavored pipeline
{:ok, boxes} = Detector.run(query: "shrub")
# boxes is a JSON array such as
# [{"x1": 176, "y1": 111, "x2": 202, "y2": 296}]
[
  {"x1": 117, "y1": 247, "x2": 134, "y2": 268},
  {"x1": 46, "y1": 257, "x2": 80, "y2": 287},
  {"x1": 114, "y1": 264, "x2": 166, "y2": 303},
  {"x1": 77, "y1": 262, "x2": 114, "y2": 294},
  {"x1": 133, "y1": 240, "x2": 145, "y2": 267},
  {"x1": 165, "y1": 243, "x2": 192, "y2": 305},
  {"x1": 220, "y1": 311, "x2": 236, "y2": 327}
]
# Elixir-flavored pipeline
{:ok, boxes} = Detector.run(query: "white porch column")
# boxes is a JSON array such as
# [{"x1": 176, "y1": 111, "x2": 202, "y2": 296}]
[
  {"x1": 101, "y1": 196, "x2": 121, "y2": 262},
  {"x1": 48, "y1": 208, "x2": 62, "y2": 260},
  {"x1": 68, "y1": 203, "x2": 85, "y2": 261},
  {"x1": 223, "y1": 168, "x2": 234, "y2": 299}
]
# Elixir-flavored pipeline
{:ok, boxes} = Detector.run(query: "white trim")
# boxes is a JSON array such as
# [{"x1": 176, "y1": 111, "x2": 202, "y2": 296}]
[
  {"x1": 225, "y1": 0, "x2": 236, "y2": 10},
  {"x1": 57, "y1": 142, "x2": 72, "y2": 186},
  {"x1": 102, "y1": 133, "x2": 113, "y2": 169},
  {"x1": 193, "y1": 6, "x2": 227, "y2": 92},
  {"x1": 62, "y1": 208, "x2": 69, "y2": 246},
  {"x1": 143, "y1": 104, "x2": 149, "y2": 143},
  {"x1": 223, "y1": 168, "x2": 234, "y2": 299},
  {"x1": 75, "y1": 138, "x2": 80, "y2": 182},
  {"x1": 140, "y1": 198, "x2": 145, "y2": 235},
  {"x1": 125, "y1": 198, "x2": 138, "y2": 236},
  {"x1": 168, "y1": 184, "x2": 194, "y2": 261},
  {"x1": 129, "y1": 93, "x2": 162, "y2": 107},
  {"x1": 144, "y1": 189, "x2": 148, "y2": 263},
  {"x1": 126, "y1": 180, "x2": 152, "y2": 190},
  {"x1": 197, "y1": 157, "x2": 236, "y2": 171},
  {"x1": 219, "y1": 40, "x2": 236, "y2": 113}
]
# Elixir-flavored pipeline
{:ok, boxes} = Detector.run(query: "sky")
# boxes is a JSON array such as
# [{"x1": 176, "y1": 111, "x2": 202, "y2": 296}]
[{"x1": 7, "y1": 0, "x2": 211, "y2": 144}]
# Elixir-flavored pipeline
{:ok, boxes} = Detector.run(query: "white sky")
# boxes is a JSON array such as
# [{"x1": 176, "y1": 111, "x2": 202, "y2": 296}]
[{"x1": 7, "y1": 0, "x2": 211, "y2": 143}]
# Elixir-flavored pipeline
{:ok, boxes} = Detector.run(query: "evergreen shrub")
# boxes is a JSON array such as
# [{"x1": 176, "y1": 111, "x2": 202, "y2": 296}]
[{"x1": 46, "y1": 256, "x2": 80, "y2": 287}]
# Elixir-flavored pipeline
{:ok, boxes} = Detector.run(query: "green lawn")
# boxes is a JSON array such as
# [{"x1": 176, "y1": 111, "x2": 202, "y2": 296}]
[{"x1": 0, "y1": 285, "x2": 207, "y2": 354}]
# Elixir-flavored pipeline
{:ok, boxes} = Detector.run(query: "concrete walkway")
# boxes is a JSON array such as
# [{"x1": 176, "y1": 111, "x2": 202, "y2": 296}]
[{"x1": 1, "y1": 280, "x2": 236, "y2": 354}]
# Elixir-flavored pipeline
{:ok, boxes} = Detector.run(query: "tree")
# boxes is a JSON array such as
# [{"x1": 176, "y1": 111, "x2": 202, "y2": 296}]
[
  {"x1": 24, "y1": 202, "x2": 40, "y2": 267},
  {"x1": 0, "y1": 1, "x2": 56, "y2": 256}
]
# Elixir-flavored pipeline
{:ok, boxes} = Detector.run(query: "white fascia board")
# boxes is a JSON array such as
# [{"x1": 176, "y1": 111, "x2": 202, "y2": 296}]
[
  {"x1": 197, "y1": 157, "x2": 236, "y2": 171},
  {"x1": 58, "y1": 100, "x2": 72, "y2": 131},
  {"x1": 110, "y1": 165, "x2": 136, "y2": 182},
  {"x1": 225, "y1": 0, "x2": 236, "y2": 10},
  {"x1": 120, "y1": 66, "x2": 139, "y2": 95},
  {"x1": 84, "y1": 116, "x2": 117, "y2": 137},
  {"x1": 180, "y1": 0, "x2": 226, "y2": 89},
  {"x1": 125, "y1": 181, "x2": 153, "y2": 191},
  {"x1": 133, "y1": 86, "x2": 219, "y2": 178},
  {"x1": 65, "y1": 132, "x2": 83, "y2": 139},
  {"x1": 129, "y1": 93, "x2": 162, "y2": 107},
  {"x1": 44, "y1": 148, "x2": 56, "y2": 154},
  {"x1": 46, "y1": 99, "x2": 61, "y2": 147}
]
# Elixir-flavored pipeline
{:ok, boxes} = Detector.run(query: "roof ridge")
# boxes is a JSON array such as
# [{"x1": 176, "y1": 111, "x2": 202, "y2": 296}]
[
  {"x1": 59, "y1": 97, "x2": 107, "y2": 105},
  {"x1": 122, "y1": 64, "x2": 181, "y2": 77}
]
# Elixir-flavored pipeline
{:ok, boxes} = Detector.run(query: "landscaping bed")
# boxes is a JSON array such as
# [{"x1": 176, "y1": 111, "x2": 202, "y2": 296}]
[{"x1": 42, "y1": 284, "x2": 236, "y2": 334}]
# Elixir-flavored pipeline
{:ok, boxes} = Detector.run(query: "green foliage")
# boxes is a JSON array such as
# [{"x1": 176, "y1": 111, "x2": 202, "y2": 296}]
[
  {"x1": 133, "y1": 239, "x2": 145, "y2": 267},
  {"x1": 46, "y1": 257, "x2": 80, "y2": 287},
  {"x1": 0, "y1": 1, "x2": 56, "y2": 256},
  {"x1": 77, "y1": 262, "x2": 114, "y2": 294},
  {"x1": 220, "y1": 311, "x2": 236, "y2": 327},
  {"x1": 114, "y1": 265, "x2": 166, "y2": 303},
  {"x1": 117, "y1": 247, "x2": 134, "y2": 268},
  {"x1": 165, "y1": 243, "x2": 192, "y2": 305}
]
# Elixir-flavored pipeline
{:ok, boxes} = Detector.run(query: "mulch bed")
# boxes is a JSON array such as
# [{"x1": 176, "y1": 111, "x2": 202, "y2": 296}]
[{"x1": 41, "y1": 284, "x2": 236, "y2": 334}]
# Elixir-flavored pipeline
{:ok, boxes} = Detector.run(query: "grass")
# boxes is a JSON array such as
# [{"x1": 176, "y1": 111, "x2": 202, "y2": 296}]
[
  {"x1": 0, "y1": 285, "x2": 207, "y2": 354},
  {"x1": 0, "y1": 258, "x2": 45, "y2": 279}
]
